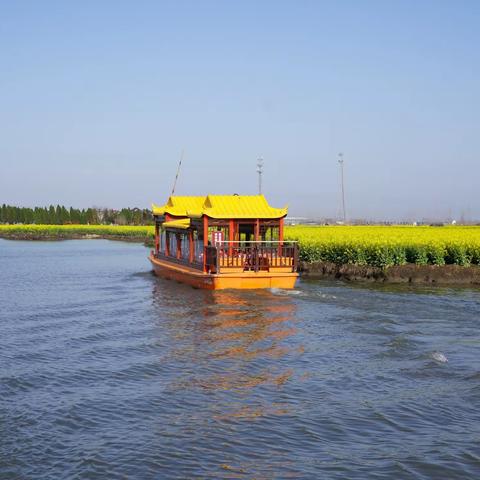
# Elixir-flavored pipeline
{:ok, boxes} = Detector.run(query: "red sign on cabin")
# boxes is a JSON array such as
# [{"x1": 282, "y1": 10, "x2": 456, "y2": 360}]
[{"x1": 211, "y1": 230, "x2": 224, "y2": 246}]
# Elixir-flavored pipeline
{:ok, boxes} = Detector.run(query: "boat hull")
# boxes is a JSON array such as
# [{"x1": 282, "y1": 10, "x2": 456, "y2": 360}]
[{"x1": 149, "y1": 254, "x2": 298, "y2": 290}]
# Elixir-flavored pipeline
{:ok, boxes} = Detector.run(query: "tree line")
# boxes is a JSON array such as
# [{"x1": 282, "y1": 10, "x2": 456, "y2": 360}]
[{"x1": 0, "y1": 205, "x2": 153, "y2": 225}]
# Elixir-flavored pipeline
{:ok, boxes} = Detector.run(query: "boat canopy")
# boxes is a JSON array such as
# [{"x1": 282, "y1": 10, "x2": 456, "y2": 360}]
[
  {"x1": 153, "y1": 194, "x2": 287, "y2": 219},
  {"x1": 162, "y1": 218, "x2": 191, "y2": 229}
]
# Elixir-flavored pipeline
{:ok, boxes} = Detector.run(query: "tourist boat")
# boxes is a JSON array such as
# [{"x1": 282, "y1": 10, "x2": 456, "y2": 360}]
[{"x1": 149, "y1": 194, "x2": 299, "y2": 289}]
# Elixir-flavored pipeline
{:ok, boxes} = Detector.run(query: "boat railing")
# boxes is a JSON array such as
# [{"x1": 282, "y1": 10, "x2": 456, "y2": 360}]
[
  {"x1": 154, "y1": 250, "x2": 204, "y2": 271},
  {"x1": 205, "y1": 241, "x2": 298, "y2": 274}
]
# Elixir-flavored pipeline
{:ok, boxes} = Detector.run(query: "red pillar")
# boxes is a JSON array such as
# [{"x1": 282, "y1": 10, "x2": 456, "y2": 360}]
[
  {"x1": 164, "y1": 214, "x2": 171, "y2": 256},
  {"x1": 278, "y1": 218, "x2": 284, "y2": 255},
  {"x1": 203, "y1": 216, "x2": 209, "y2": 272},
  {"x1": 189, "y1": 230, "x2": 194, "y2": 263},
  {"x1": 254, "y1": 219, "x2": 260, "y2": 241},
  {"x1": 154, "y1": 222, "x2": 160, "y2": 254},
  {"x1": 229, "y1": 219, "x2": 234, "y2": 256},
  {"x1": 176, "y1": 233, "x2": 181, "y2": 259}
]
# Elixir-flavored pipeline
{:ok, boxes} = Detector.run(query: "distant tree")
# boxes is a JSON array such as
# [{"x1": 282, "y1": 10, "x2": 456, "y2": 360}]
[
  {"x1": 103, "y1": 208, "x2": 117, "y2": 224},
  {"x1": 33, "y1": 207, "x2": 41, "y2": 224},
  {"x1": 6, "y1": 206, "x2": 14, "y2": 223},
  {"x1": 55, "y1": 205, "x2": 62, "y2": 224},
  {"x1": 69, "y1": 207, "x2": 79, "y2": 224},
  {"x1": 61, "y1": 206, "x2": 70, "y2": 224},
  {"x1": 119, "y1": 208, "x2": 131, "y2": 224},
  {"x1": 0, "y1": 204, "x2": 154, "y2": 225},
  {"x1": 47, "y1": 205, "x2": 55, "y2": 224},
  {"x1": 142, "y1": 209, "x2": 154, "y2": 225},
  {"x1": 85, "y1": 208, "x2": 98, "y2": 224},
  {"x1": 24, "y1": 208, "x2": 34, "y2": 223}
]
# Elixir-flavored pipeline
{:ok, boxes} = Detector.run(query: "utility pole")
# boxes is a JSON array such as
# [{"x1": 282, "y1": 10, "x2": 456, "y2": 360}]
[
  {"x1": 338, "y1": 153, "x2": 346, "y2": 223},
  {"x1": 257, "y1": 157, "x2": 264, "y2": 195}
]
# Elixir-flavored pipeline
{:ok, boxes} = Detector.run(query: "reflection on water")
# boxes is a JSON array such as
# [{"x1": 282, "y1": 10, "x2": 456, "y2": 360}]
[
  {"x1": 151, "y1": 282, "x2": 300, "y2": 398},
  {"x1": 2, "y1": 240, "x2": 480, "y2": 480}
]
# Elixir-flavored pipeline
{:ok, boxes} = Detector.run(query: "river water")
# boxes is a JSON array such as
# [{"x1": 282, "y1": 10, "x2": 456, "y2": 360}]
[{"x1": 1, "y1": 239, "x2": 480, "y2": 479}]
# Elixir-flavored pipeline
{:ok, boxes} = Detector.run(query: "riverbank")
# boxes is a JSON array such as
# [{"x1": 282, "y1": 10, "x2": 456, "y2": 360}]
[
  {"x1": 0, "y1": 232, "x2": 151, "y2": 243},
  {"x1": 300, "y1": 261, "x2": 480, "y2": 285}
]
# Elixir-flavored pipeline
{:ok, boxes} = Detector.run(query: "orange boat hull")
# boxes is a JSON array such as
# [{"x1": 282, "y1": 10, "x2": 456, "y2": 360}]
[{"x1": 149, "y1": 254, "x2": 298, "y2": 290}]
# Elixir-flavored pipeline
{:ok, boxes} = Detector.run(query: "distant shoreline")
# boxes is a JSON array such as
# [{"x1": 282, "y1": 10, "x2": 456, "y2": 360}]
[
  {"x1": 0, "y1": 231, "x2": 151, "y2": 244},
  {"x1": 0, "y1": 224, "x2": 154, "y2": 245}
]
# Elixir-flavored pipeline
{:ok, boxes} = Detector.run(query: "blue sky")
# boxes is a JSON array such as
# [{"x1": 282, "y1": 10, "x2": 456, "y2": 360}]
[{"x1": 1, "y1": 0, "x2": 479, "y2": 220}]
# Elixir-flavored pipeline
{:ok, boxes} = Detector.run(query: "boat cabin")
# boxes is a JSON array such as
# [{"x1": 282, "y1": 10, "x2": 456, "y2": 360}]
[{"x1": 151, "y1": 195, "x2": 298, "y2": 284}]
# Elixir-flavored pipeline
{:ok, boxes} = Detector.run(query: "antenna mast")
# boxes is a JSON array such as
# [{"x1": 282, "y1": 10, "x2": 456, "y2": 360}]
[
  {"x1": 338, "y1": 152, "x2": 346, "y2": 223},
  {"x1": 171, "y1": 149, "x2": 184, "y2": 196},
  {"x1": 257, "y1": 157, "x2": 264, "y2": 194}
]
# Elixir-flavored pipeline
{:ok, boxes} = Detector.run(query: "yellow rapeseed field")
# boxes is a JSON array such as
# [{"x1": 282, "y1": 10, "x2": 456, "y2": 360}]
[{"x1": 285, "y1": 225, "x2": 480, "y2": 267}]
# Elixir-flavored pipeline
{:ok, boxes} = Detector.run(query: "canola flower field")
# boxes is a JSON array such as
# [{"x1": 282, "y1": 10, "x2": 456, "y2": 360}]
[
  {"x1": 1, "y1": 224, "x2": 480, "y2": 268},
  {"x1": 285, "y1": 225, "x2": 480, "y2": 268}
]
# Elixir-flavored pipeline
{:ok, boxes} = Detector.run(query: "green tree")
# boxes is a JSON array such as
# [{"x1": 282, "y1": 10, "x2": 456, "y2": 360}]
[{"x1": 47, "y1": 205, "x2": 55, "y2": 224}]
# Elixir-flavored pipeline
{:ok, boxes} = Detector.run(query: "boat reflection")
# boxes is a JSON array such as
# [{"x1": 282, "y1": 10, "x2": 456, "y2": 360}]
[
  {"x1": 149, "y1": 281, "x2": 305, "y2": 476},
  {"x1": 150, "y1": 280, "x2": 302, "y2": 393}
]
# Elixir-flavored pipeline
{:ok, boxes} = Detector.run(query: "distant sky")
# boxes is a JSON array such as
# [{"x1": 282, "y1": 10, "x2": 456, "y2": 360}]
[{"x1": 1, "y1": 0, "x2": 479, "y2": 220}]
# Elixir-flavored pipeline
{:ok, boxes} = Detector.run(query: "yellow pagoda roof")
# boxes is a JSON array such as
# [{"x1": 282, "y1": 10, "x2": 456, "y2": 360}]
[
  {"x1": 152, "y1": 196, "x2": 205, "y2": 217},
  {"x1": 152, "y1": 194, "x2": 287, "y2": 219},
  {"x1": 162, "y1": 218, "x2": 191, "y2": 229}
]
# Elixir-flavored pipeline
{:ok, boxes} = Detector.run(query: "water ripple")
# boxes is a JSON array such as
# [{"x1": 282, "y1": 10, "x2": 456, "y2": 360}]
[{"x1": 1, "y1": 240, "x2": 480, "y2": 479}]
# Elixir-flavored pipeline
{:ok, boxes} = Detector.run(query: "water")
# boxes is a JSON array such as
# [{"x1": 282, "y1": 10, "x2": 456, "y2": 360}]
[{"x1": 1, "y1": 239, "x2": 480, "y2": 479}]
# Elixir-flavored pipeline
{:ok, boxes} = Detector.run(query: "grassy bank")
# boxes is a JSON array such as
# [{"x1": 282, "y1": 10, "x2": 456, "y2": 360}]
[
  {"x1": 2, "y1": 224, "x2": 480, "y2": 269},
  {"x1": 0, "y1": 224, "x2": 155, "y2": 241}
]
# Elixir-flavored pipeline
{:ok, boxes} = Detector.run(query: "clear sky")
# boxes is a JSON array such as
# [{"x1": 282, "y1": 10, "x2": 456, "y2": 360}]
[{"x1": 1, "y1": 0, "x2": 479, "y2": 220}]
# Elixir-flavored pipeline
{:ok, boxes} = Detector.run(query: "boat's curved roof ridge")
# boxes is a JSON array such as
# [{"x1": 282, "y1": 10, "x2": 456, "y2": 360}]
[{"x1": 153, "y1": 194, "x2": 287, "y2": 219}]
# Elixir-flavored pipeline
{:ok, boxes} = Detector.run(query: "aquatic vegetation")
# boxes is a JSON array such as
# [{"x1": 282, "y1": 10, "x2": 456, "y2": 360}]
[{"x1": 285, "y1": 225, "x2": 480, "y2": 268}]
